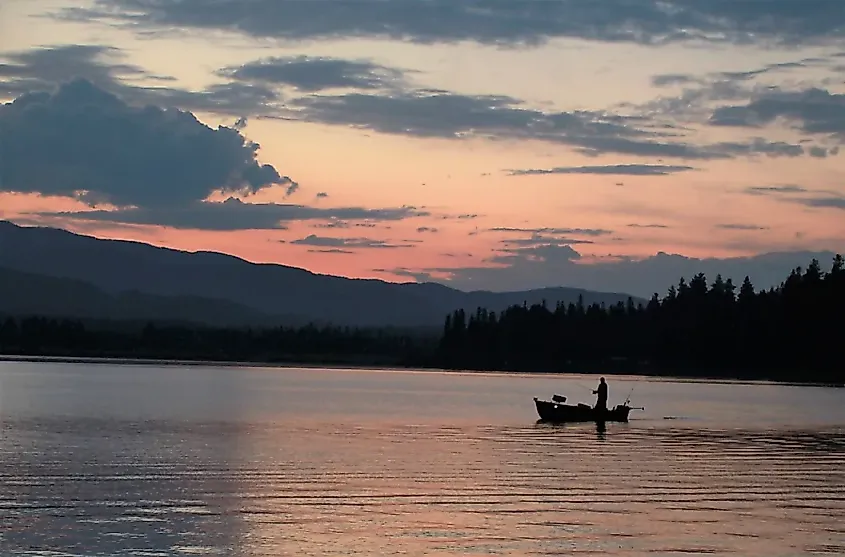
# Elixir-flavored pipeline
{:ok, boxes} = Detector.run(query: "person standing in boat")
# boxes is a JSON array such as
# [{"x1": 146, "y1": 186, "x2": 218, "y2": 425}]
[{"x1": 593, "y1": 377, "x2": 608, "y2": 411}]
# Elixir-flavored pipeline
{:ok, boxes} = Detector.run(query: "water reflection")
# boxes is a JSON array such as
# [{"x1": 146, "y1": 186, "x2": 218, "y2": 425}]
[
  {"x1": 534, "y1": 418, "x2": 613, "y2": 440},
  {"x1": 0, "y1": 363, "x2": 843, "y2": 556},
  {"x1": 4, "y1": 418, "x2": 841, "y2": 556},
  {"x1": 0, "y1": 417, "x2": 248, "y2": 554}
]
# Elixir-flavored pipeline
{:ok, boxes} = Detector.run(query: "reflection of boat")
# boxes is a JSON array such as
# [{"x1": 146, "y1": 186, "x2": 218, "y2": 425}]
[{"x1": 533, "y1": 395, "x2": 634, "y2": 423}]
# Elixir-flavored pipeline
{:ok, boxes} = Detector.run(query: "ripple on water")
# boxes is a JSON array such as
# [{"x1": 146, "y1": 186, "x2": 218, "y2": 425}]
[{"x1": 0, "y1": 418, "x2": 843, "y2": 556}]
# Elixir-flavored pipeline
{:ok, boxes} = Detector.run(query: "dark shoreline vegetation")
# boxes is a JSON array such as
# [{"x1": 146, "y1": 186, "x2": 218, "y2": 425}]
[{"x1": 1, "y1": 255, "x2": 842, "y2": 385}]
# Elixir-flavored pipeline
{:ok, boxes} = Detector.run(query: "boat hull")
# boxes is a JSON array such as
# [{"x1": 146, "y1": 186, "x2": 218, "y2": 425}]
[{"x1": 534, "y1": 397, "x2": 631, "y2": 423}]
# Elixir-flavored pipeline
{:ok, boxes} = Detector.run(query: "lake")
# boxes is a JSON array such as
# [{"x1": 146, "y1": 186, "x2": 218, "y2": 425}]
[{"x1": 1, "y1": 361, "x2": 843, "y2": 556}]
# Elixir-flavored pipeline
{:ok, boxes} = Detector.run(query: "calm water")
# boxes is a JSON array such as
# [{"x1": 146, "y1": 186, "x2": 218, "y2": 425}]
[{"x1": 1, "y1": 362, "x2": 843, "y2": 556}]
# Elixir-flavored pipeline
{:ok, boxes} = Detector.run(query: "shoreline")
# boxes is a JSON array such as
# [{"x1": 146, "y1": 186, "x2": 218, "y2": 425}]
[
  {"x1": 0, "y1": 354, "x2": 434, "y2": 373},
  {"x1": 1, "y1": 353, "x2": 842, "y2": 389}
]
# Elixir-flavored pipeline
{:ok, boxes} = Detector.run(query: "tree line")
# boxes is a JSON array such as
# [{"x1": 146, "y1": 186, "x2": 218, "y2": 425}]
[
  {"x1": 0, "y1": 318, "x2": 436, "y2": 367},
  {"x1": 438, "y1": 255, "x2": 844, "y2": 384},
  {"x1": 0, "y1": 255, "x2": 842, "y2": 384}
]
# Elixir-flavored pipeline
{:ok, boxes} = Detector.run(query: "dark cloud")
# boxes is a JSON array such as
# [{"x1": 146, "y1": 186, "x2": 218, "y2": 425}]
[
  {"x1": 718, "y1": 58, "x2": 831, "y2": 81},
  {"x1": 0, "y1": 44, "x2": 157, "y2": 98},
  {"x1": 291, "y1": 234, "x2": 416, "y2": 249},
  {"x1": 387, "y1": 227, "x2": 613, "y2": 286},
  {"x1": 316, "y1": 192, "x2": 329, "y2": 198},
  {"x1": 0, "y1": 70, "x2": 433, "y2": 231},
  {"x1": 627, "y1": 223, "x2": 670, "y2": 229},
  {"x1": 286, "y1": 90, "x2": 809, "y2": 160},
  {"x1": 2, "y1": 47, "x2": 820, "y2": 160},
  {"x1": 500, "y1": 234, "x2": 595, "y2": 247},
  {"x1": 0, "y1": 79, "x2": 287, "y2": 208},
  {"x1": 440, "y1": 213, "x2": 480, "y2": 220},
  {"x1": 808, "y1": 145, "x2": 837, "y2": 157},
  {"x1": 791, "y1": 196, "x2": 845, "y2": 211},
  {"x1": 744, "y1": 184, "x2": 809, "y2": 195},
  {"x1": 57, "y1": 0, "x2": 845, "y2": 48},
  {"x1": 490, "y1": 226, "x2": 612, "y2": 237},
  {"x1": 709, "y1": 88, "x2": 845, "y2": 139},
  {"x1": 490, "y1": 244, "x2": 583, "y2": 266},
  {"x1": 417, "y1": 226, "x2": 439, "y2": 233},
  {"x1": 579, "y1": 136, "x2": 803, "y2": 159},
  {"x1": 36, "y1": 198, "x2": 429, "y2": 230},
  {"x1": 716, "y1": 223, "x2": 770, "y2": 231},
  {"x1": 307, "y1": 248, "x2": 354, "y2": 254},
  {"x1": 311, "y1": 220, "x2": 383, "y2": 229},
  {"x1": 506, "y1": 164, "x2": 696, "y2": 176},
  {"x1": 480, "y1": 228, "x2": 615, "y2": 262},
  {"x1": 372, "y1": 267, "x2": 435, "y2": 283},
  {"x1": 632, "y1": 78, "x2": 770, "y2": 125},
  {"x1": 199, "y1": 54, "x2": 835, "y2": 162},
  {"x1": 651, "y1": 74, "x2": 699, "y2": 87},
  {"x1": 652, "y1": 56, "x2": 832, "y2": 89},
  {"x1": 287, "y1": 90, "x2": 637, "y2": 139},
  {"x1": 313, "y1": 219, "x2": 351, "y2": 229},
  {"x1": 740, "y1": 185, "x2": 845, "y2": 212},
  {"x1": 0, "y1": 44, "x2": 281, "y2": 116},
  {"x1": 284, "y1": 181, "x2": 300, "y2": 197},
  {"x1": 633, "y1": 57, "x2": 843, "y2": 145},
  {"x1": 217, "y1": 56, "x2": 408, "y2": 92},
  {"x1": 143, "y1": 82, "x2": 283, "y2": 118}
]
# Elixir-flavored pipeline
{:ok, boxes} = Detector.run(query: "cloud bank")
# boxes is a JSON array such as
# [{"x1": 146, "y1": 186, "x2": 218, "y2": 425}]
[
  {"x1": 291, "y1": 234, "x2": 416, "y2": 249},
  {"x1": 216, "y1": 56, "x2": 408, "y2": 92},
  {"x1": 60, "y1": 0, "x2": 845, "y2": 48},
  {"x1": 0, "y1": 79, "x2": 286, "y2": 208},
  {"x1": 709, "y1": 87, "x2": 845, "y2": 141},
  {"x1": 388, "y1": 248, "x2": 842, "y2": 298},
  {"x1": 38, "y1": 198, "x2": 430, "y2": 230},
  {"x1": 1, "y1": 45, "x2": 834, "y2": 162},
  {"x1": 0, "y1": 44, "x2": 282, "y2": 116},
  {"x1": 507, "y1": 164, "x2": 696, "y2": 176},
  {"x1": 0, "y1": 79, "x2": 432, "y2": 231},
  {"x1": 742, "y1": 184, "x2": 845, "y2": 212}
]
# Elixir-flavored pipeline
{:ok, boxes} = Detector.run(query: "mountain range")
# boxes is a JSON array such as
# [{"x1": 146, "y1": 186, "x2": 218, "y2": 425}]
[{"x1": 0, "y1": 220, "x2": 641, "y2": 328}]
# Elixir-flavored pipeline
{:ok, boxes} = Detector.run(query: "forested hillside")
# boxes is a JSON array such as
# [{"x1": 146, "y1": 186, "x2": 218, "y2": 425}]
[
  {"x1": 1, "y1": 255, "x2": 842, "y2": 384},
  {"x1": 438, "y1": 255, "x2": 845, "y2": 383}
]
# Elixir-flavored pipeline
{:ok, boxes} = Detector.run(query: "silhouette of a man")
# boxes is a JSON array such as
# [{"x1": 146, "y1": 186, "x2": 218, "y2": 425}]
[{"x1": 593, "y1": 377, "x2": 608, "y2": 411}]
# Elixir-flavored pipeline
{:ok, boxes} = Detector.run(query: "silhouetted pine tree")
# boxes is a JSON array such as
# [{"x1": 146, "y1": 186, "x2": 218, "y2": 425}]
[{"x1": 435, "y1": 255, "x2": 845, "y2": 383}]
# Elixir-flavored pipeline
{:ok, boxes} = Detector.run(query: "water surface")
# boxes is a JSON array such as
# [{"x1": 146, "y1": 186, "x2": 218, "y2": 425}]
[{"x1": 1, "y1": 362, "x2": 843, "y2": 556}]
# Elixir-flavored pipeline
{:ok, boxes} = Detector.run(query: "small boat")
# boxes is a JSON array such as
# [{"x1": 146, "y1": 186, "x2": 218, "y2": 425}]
[{"x1": 533, "y1": 395, "x2": 635, "y2": 423}]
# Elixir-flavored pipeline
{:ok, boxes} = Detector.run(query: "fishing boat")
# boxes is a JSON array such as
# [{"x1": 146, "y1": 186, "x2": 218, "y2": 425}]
[{"x1": 533, "y1": 394, "x2": 637, "y2": 423}]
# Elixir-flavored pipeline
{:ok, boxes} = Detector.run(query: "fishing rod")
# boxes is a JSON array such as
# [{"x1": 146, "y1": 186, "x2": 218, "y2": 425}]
[{"x1": 622, "y1": 385, "x2": 645, "y2": 411}]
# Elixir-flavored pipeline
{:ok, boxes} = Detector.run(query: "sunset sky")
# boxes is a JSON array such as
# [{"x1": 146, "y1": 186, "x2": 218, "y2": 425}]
[{"x1": 1, "y1": 0, "x2": 844, "y2": 296}]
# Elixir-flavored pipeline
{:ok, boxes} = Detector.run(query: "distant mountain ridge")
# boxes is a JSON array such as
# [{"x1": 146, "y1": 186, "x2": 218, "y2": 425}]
[
  {"x1": 0, "y1": 266, "x2": 295, "y2": 328},
  {"x1": 0, "y1": 220, "x2": 642, "y2": 327}
]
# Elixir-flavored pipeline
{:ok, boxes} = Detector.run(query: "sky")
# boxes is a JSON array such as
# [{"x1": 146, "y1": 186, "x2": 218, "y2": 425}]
[{"x1": 0, "y1": 0, "x2": 844, "y2": 297}]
